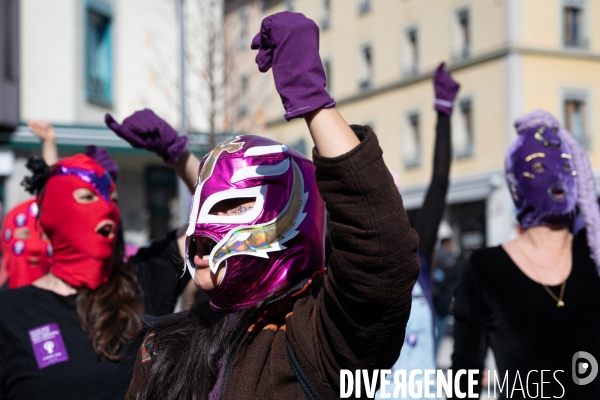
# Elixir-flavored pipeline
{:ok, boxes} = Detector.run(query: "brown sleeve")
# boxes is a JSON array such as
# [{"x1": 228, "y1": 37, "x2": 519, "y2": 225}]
[
  {"x1": 288, "y1": 126, "x2": 420, "y2": 390},
  {"x1": 125, "y1": 334, "x2": 153, "y2": 400}
]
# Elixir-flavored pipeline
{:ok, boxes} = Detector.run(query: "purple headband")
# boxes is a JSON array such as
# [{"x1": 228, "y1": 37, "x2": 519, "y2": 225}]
[{"x1": 49, "y1": 165, "x2": 112, "y2": 204}]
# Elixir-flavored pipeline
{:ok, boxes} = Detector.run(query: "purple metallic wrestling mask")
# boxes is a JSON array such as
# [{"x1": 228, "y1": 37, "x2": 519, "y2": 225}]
[
  {"x1": 506, "y1": 121, "x2": 577, "y2": 229},
  {"x1": 185, "y1": 135, "x2": 326, "y2": 311}
]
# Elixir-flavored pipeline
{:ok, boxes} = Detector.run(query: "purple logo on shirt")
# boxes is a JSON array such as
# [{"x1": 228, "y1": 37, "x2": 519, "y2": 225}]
[{"x1": 28, "y1": 323, "x2": 69, "y2": 369}]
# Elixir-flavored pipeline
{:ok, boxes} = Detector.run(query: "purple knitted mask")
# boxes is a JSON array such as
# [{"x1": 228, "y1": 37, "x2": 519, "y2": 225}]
[
  {"x1": 185, "y1": 135, "x2": 325, "y2": 311},
  {"x1": 505, "y1": 126, "x2": 577, "y2": 229},
  {"x1": 511, "y1": 110, "x2": 600, "y2": 274}
]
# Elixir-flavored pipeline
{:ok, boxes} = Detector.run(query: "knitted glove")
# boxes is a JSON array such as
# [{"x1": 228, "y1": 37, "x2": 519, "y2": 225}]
[
  {"x1": 433, "y1": 62, "x2": 460, "y2": 116},
  {"x1": 105, "y1": 109, "x2": 188, "y2": 164},
  {"x1": 251, "y1": 12, "x2": 335, "y2": 121}
]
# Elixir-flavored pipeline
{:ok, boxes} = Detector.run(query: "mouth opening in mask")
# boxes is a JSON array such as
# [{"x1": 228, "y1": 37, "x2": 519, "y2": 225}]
[
  {"x1": 548, "y1": 183, "x2": 568, "y2": 203},
  {"x1": 94, "y1": 220, "x2": 116, "y2": 238},
  {"x1": 188, "y1": 236, "x2": 218, "y2": 270}
]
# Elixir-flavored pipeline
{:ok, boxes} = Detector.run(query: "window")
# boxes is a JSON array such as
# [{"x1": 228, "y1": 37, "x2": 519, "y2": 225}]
[
  {"x1": 238, "y1": 75, "x2": 249, "y2": 117},
  {"x1": 358, "y1": 44, "x2": 373, "y2": 89},
  {"x1": 563, "y1": 3, "x2": 586, "y2": 48},
  {"x1": 323, "y1": 59, "x2": 332, "y2": 92},
  {"x1": 320, "y1": 0, "x2": 331, "y2": 30},
  {"x1": 358, "y1": 0, "x2": 371, "y2": 15},
  {"x1": 453, "y1": 9, "x2": 470, "y2": 59},
  {"x1": 564, "y1": 93, "x2": 589, "y2": 148},
  {"x1": 404, "y1": 27, "x2": 419, "y2": 76},
  {"x1": 85, "y1": 1, "x2": 112, "y2": 106},
  {"x1": 453, "y1": 99, "x2": 474, "y2": 158},
  {"x1": 403, "y1": 112, "x2": 421, "y2": 168},
  {"x1": 238, "y1": 7, "x2": 249, "y2": 50}
]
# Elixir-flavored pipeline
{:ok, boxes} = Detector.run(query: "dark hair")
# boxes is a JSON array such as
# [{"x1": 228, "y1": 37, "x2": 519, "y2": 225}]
[
  {"x1": 138, "y1": 299, "x2": 266, "y2": 399},
  {"x1": 21, "y1": 156, "x2": 50, "y2": 195},
  {"x1": 76, "y1": 252, "x2": 144, "y2": 361},
  {"x1": 22, "y1": 156, "x2": 144, "y2": 361}
]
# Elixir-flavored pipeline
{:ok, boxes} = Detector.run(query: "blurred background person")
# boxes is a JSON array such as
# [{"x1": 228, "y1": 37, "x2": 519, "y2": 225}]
[
  {"x1": 0, "y1": 198, "x2": 51, "y2": 289},
  {"x1": 432, "y1": 236, "x2": 461, "y2": 352},
  {"x1": 452, "y1": 110, "x2": 600, "y2": 398},
  {"x1": 0, "y1": 110, "x2": 199, "y2": 398},
  {"x1": 376, "y1": 62, "x2": 459, "y2": 399}
]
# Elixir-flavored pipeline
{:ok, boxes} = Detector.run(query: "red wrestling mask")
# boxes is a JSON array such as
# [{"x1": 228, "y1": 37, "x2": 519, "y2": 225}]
[
  {"x1": 39, "y1": 154, "x2": 120, "y2": 289},
  {"x1": 1, "y1": 199, "x2": 51, "y2": 288}
]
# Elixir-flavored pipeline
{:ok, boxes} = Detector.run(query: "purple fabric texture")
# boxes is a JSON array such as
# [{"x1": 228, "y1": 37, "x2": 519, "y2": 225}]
[
  {"x1": 104, "y1": 109, "x2": 188, "y2": 164},
  {"x1": 514, "y1": 110, "x2": 600, "y2": 273},
  {"x1": 85, "y1": 145, "x2": 119, "y2": 182},
  {"x1": 505, "y1": 122, "x2": 577, "y2": 229},
  {"x1": 433, "y1": 63, "x2": 460, "y2": 116},
  {"x1": 49, "y1": 165, "x2": 113, "y2": 204},
  {"x1": 185, "y1": 135, "x2": 325, "y2": 311},
  {"x1": 251, "y1": 12, "x2": 335, "y2": 121}
]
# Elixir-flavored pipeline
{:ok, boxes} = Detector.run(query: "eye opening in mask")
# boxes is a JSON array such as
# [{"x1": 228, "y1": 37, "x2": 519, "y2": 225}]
[
  {"x1": 73, "y1": 188, "x2": 99, "y2": 204},
  {"x1": 14, "y1": 227, "x2": 31, "y2": 240},
  {"x1": 532, "y1": 162, "x2": 545, "y2": 173},
  {"x1": 563, "y1": 162, "x2": 571, "y2": 172},
  {"x1": 208, "y1": 197, "x2": 257, "y2": 217}
]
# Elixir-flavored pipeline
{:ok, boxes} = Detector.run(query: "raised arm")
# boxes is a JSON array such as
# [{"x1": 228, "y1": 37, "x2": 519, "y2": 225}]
[
  {"x1": 28, "y1": 121, "x2": 58, "y2": 165},
  {"x1": 104, "y1": 110, "x2": 200, "y2": 192},
  {"x1": 416, "y1": 63, "x2": 459, "y2": 265},
  {"x1": 251, "y1": 12, "x2": 420, "y2": 386}
]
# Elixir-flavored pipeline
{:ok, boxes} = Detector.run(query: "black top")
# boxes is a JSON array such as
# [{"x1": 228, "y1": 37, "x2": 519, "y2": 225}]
[
  {"x1": 129, "y1": 229, "x2": 190, "y2": 317},
  {"x1": 452, "y1": 230, "x2": 600, "y2": 399},
  {"x1": 0, "y1": 230, "x2": 189, "y2": 400},
  {"x1": 416, "y1": 112, "x2": 451, "y2": 265}
]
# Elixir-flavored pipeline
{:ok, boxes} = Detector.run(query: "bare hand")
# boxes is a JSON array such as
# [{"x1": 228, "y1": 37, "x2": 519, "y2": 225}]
[{"x1": 28, "y1": 121, "x2": 56, "y2": 142}]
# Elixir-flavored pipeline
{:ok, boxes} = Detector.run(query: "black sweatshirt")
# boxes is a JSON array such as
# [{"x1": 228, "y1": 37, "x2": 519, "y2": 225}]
[
  {"x1": 126, "y1": 126, "x2": 421, "y2": 400},
  {"x1": 0, "y1": 231, "x2": 189, "y2": 400}
]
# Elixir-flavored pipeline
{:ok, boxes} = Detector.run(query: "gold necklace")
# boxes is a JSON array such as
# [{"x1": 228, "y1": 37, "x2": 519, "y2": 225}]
[{"x1": 516, "y1": 236, "x2": 572, "y2": 307}]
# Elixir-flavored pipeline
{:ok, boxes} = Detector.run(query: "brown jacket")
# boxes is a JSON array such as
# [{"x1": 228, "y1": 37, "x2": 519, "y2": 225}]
[{"x1": 126, "y1": 126, "x2": 420, "y2": 399}]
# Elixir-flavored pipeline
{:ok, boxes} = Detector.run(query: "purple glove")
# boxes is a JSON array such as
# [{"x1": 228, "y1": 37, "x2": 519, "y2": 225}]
[
  {"x1": 104, "y1": 109, "x2": 188, "y2": 164},
  {"x1": 433, "y1": 62, "x2": 460, "y2": 116},
  {"x1": 85, "y1": 145, "x2": 119, "y2": 182},
  {"x1": 251, "y1": 12, "x2": 335, "y2": 121}
]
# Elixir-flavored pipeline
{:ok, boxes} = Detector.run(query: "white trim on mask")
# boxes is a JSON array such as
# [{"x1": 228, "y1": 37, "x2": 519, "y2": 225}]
[
  {"x1": 244, "y1": 144, "x2": 288, "y2": 157},
  {"x1": 197, "y1": 185, "x2": 267, "y2": 225},
  {"x1": 185, "y1": 176, "x2": 203, "y2": 236},
  {"x1": 184, "y1": 235, "x2": 228, "y2": 282},
  {"x1": 231, "y1": 158, "x2": 290, "y2": 183},
  {"x1": 208, "y1": 159, "x2": 308, "y2": 274}
]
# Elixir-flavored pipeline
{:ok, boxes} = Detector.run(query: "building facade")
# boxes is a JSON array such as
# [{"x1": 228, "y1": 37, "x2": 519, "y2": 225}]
[
  {"x1": 1, "y1": 0, "x2": 222, "y2": 246},
  {"x1": 224, "y1": 0, "x2": 600, "y2": 253}
]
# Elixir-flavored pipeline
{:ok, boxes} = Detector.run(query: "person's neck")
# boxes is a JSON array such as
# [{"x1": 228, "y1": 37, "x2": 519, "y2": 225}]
[
  {"x1": 519, "y1": 225, "x2": 572, "y2": 251},
  {"x1": 32, "y1": 272, "x2": 78, "y2": 296}
]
